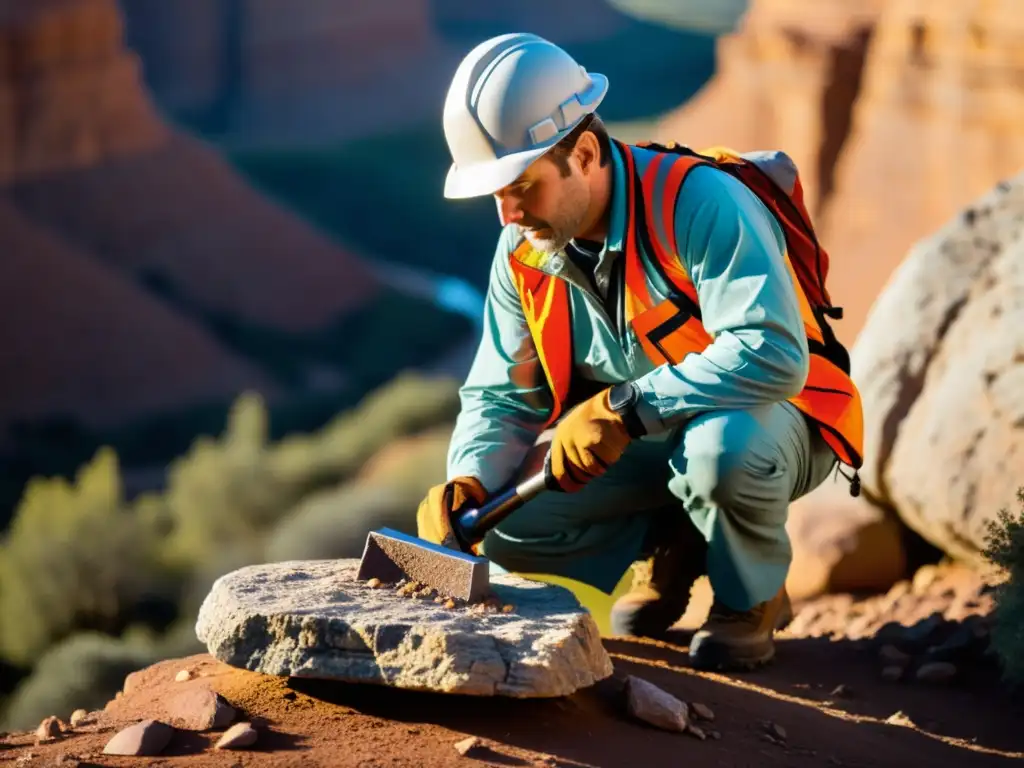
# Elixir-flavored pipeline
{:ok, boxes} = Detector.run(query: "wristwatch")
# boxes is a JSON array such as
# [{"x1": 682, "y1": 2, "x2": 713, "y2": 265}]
[{"x1": 607, "y1": 381, "x2": 647, "y2": 438}]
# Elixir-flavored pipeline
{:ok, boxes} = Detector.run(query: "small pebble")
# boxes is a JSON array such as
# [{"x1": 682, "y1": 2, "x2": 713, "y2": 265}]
[
  {"x1": 215, "y1": 722, "x2": 258, "y2": 750},
  {"x1": 765, "y1": 721, "x2": 786, "y2": 740},
  {"x1": 687, "y1": 725, "x2": 706, "y2": 740},
  {"x1": 69, "y1": 709, "x2": 89, "y2": 727},
  {"x1": 886, "y1": 710, "x2": 915, "y2": 727},
  {"x1": 708, "y1": 730, "x2": 721, "y2": 740},
  {"x1": 454, "y1": 736, "x2": 481, "y2": 756},
  {"x1": 444, "y1": 599, "x2": 456, "y2": 609},
  {"x1": 36, "y1": 716, "x2": 61, "y2": 742},
  {"x1": 174, "y1": 669, "x2": 193, "y2": 682},
  {"x1": 690, "y1": 702, "x2": 715, "y2": 721},
  {"x1": 366, "y1": 577, "x2": 382, "y2": 589},
  {"x1": 502, "y1": 604, "x2": 515, "y2": 613}
]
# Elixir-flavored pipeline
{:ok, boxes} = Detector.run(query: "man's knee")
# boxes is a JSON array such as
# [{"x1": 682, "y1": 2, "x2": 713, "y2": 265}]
[{"x1": 667, "y1": 409, "x2": 793, "y2": 517}]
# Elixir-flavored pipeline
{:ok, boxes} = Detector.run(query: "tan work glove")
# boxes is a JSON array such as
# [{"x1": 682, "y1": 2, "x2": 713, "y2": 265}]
[
  {"x1": 416, "y1": 476, "x2": 488, "y2": 551},
  {"x1": 547, "y1": 387, "x2": 634, "y2": 493}
]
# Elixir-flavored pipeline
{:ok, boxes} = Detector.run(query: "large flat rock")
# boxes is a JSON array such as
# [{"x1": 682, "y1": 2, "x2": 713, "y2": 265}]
[{"x1": 195, "y1": 559, "x2": 613, "y2": 698}]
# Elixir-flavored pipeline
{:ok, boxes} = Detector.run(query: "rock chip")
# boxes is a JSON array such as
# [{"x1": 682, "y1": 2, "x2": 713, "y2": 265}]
[
  {"x1": 102, "y1": 719, "x2": 174, "y2": 756},
  {"x1": 215, "y1": 722, "x2": 258, "y2": 750},
  {"x1": 454, "y1": 736, "x2": 482, "y2": 756},
  {"x1": 164, "y1": 688, "x2": 235, "y2": 731},
  {"x1": 690, "y1": 702, "x2": 715, "y2": 721},
  {"x1": 174, "y1": 669, "x2": 194, "y2": 682},
  {"x1": 35, "y1": 716, "x2": 61, "y2": 742},
  {"x1": 624, "y1": 676, "x2": 689, "y2": 733},
  {"x1": 196, "y1": 559, "x2": 612, "y2": 698},
  {"x1": 68, "y1": 710, "x2": 89, "y2": 727}
]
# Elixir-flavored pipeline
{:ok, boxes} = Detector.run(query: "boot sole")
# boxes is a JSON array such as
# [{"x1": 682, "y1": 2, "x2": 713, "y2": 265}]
[
  {"x1": 688, "y1": 600, "x2": 793, "y2": 671},
  {"x1": 688, "y1": 640, "x2": 776, "y2": 671}
]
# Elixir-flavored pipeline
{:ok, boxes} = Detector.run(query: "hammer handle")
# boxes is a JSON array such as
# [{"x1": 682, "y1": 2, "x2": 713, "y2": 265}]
[{"x1": 452, "y1": 469, "x2": 551, "y2": 549}]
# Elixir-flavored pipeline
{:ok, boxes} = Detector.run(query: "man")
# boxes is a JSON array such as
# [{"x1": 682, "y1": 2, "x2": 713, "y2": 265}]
[{"x1": 416, "y1": 33, "x2": 864, "y2": 671}]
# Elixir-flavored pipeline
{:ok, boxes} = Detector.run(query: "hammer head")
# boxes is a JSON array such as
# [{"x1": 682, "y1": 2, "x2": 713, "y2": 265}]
[{"x1": 356, "y1": 528, "x2": 490, "y2": 603}]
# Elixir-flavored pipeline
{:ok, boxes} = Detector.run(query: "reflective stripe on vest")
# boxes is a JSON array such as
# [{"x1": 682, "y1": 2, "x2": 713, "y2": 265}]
[{"x1": 508, "y1": 145, "x2": 865, "y2": 470}]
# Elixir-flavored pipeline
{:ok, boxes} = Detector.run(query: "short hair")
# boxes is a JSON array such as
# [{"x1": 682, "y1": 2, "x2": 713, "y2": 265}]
[{"x1": 544, "y1": 113, "x2": 611, "y2": 177}]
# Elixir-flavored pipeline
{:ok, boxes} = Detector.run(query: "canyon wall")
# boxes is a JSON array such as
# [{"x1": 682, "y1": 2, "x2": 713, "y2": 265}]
[
  {"x1": 657, "y1": 0, "x2": 1023, "y2": 348},
  {"x1": 0, "y1": 0, "x2": 399, "y2": 435},
  {"x1": 0, "y1": 0, "x2": 167, "y2": 183}
]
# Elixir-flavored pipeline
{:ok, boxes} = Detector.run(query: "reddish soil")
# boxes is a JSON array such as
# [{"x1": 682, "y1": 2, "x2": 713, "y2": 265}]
[{"x1": 2, "y1": 563, "x2": 1021, "y2": 767}]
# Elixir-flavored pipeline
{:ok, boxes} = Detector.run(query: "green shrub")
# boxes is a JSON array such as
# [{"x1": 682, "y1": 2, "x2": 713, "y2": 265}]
[
  {"x1": 0, "y1": 632, "x2": 161, "y2": 731},
  {"x1": 0, "y1": 450, "x2": 176, "y2": 669},
  {"x1": 264, "y1": 423, "x2": 452, "y2": 563},
  {"x1": 984, "y1": 486, "x2": 1024, "y2": 688},
  {"x1": 158, "y1": 374, "x2": 460, "y2": 574},
  {"x1": 0, "y1": 372, "x2": 461, "y2": 699}
]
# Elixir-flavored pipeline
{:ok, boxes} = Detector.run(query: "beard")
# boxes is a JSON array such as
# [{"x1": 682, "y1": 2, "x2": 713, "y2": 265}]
[{"x1": 521, "y1": 175, "x2": 591, "y2": 255}]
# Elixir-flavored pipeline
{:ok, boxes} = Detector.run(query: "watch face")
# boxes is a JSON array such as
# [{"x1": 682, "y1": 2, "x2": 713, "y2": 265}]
[{"x1": 609, "y1": 383, "x2": 635, "y2": 411}]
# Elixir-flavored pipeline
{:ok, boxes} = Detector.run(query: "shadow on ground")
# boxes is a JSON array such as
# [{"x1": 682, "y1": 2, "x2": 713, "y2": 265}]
[{"x1": 290, "y1": 634, "x2": 1024, "y2": 768}]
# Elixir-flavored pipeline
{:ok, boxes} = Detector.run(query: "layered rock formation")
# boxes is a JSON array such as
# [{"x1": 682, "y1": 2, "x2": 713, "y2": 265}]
[
  {"x1": 817, "y1": 0, "x2": 1024, "y2": 350},
  {"x1": 0, "y1": 0, "x2": 415, "y2": 438},
  {"x1": 0, "y1": 0, "x2": 167, "y2": 182},
  {"x1": 656, "y1": 0, "x2": 1023, "y2": 349},
  {"x1": 655, "y1": 0, "x2": 884, "y2": 218}
]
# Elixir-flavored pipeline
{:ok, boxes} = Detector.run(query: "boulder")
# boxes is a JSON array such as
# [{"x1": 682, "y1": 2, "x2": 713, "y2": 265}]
[
  {"x1": 852, "y1": 171, "x2": 1024, "y2": 562},
  {"x1": 195, "y1": 559, "x2": 613, "y2": 698}
]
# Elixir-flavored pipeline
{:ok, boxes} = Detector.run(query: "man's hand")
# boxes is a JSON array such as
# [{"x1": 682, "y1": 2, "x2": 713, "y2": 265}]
[
  {"x1": 416, "y1": 476, "x2": 488, "y2": 550},
  {"x1": 547, "y1": 385, "x2": 639, "y2": 492}
]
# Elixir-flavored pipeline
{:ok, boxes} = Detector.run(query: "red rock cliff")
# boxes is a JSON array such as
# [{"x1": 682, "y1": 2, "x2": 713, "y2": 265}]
[
  {"x1": 0, "y1": 0, "x2": 167, "y2": 182},
  {"x1": 0, "y1": 0, "x2": 383, "y2": 433},
  {"x1": 656, "y1": 0, "x2": 1022, "y2": 348},
  {"x1": 815, "y1": 0, "x2": 1024, "y2": 345}
]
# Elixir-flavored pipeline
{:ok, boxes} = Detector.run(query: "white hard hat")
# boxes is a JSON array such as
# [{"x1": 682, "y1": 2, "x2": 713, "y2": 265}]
[{"x1": 442, "y1": 33, "x2": 609, "y2": 199}]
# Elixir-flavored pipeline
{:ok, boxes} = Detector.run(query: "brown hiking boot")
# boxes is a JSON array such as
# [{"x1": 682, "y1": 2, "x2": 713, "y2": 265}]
[
  {"x1": 688, "y1": 586, "x2": 794, "y2": 671},
  {"x1": 609, "y1": 510, "x2": 707, "y2": 638}
]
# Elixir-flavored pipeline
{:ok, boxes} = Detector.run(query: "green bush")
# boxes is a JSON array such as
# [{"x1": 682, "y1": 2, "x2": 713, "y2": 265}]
[
  {"x1": 984, "y1": 486, "x2": 1024, "y2": 688},
  {"x1": 0, "y1": 372, "x2": 462, "y2": 706},
  {"x1": 158, "y1": 374, "x2": 461, "y2": 574},
  {"x1": 264, "y1": 424, "x2": 452, "y2": 562},
  {"x1": 0, "y1": 450, "x2": 176, "y2": 669},
  {"x1": 0, "y1": 632, "x2": 161, "y2": 731}
]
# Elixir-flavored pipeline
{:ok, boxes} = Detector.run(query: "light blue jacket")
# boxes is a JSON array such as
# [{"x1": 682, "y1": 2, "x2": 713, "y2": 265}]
[{"x1": 447, "y1": 141, "x2": 810, "y2": 493}]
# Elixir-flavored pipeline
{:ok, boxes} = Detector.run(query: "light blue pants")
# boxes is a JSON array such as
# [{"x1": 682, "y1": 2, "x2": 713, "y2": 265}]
[{"x1": 481, "y1": 401, "x2": 837, "y2": 611}]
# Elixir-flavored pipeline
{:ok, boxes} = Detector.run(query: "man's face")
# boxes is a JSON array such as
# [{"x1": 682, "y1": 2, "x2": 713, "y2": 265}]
[{"x1": 494, "y1": 151, "x2": 591, "y2": 255}]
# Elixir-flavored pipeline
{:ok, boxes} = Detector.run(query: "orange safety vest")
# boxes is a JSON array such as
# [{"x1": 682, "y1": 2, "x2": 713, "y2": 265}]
[{"x1": 507, "y1": 143, "x2": 865, "y2": 484}]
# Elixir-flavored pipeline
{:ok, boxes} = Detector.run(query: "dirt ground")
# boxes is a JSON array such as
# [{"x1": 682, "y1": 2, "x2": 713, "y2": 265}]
[{"x1": 2, "y1": 563, "x2": 1022, "y2": 767}]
